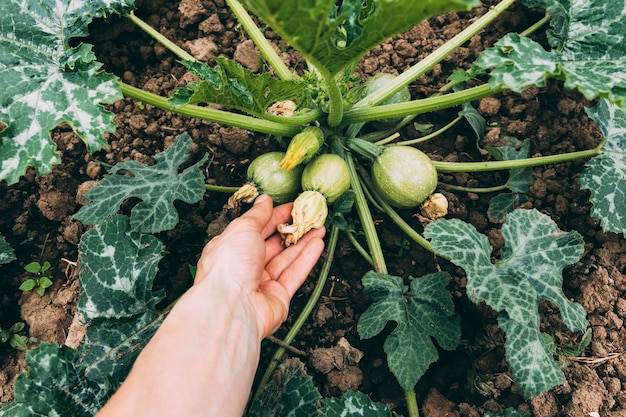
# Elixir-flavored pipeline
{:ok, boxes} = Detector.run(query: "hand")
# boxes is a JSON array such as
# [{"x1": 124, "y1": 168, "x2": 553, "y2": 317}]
[
  {"x1": 194, "y1": 193, "x2": 326, "y2": 338},
  {"x1": 96, "y1": 194, "x2": 325, "y2": 417}
]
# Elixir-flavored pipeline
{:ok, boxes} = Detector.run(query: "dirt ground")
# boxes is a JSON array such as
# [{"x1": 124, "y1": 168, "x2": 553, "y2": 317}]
[{"x1": 1, "y1": 0, "x2": 625, "y2": 416}]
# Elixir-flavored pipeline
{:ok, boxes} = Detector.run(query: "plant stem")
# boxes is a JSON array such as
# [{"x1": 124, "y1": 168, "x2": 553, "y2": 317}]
[
  {"x1": 441, "y1": 182, "x2": 509, "y2": 193},
  {"x1": 433, "y1": 148, "x2": 601, "y2": 172},
  {"x1": 253, "y1": 225, "x2": 340, "y2": 400},
  {"x1": 204, "y1": 184, "x2": 240, "y2": 193},
  {"x1": 405, "y1": 389, "x2": 419, "y2": 417},
  {"x1": 377, "y1": 116, "x2": 461, "y2": 146},
  {"x1": 325, "y1": 73, "x2": 344, "y2": 127},
  {"x1": 119, "y1": 82, "x2": 300, "y2": 136},
  {"x1": 351, "y1": 0, "x2": 517, "y2": 109},
  {"x1": 128, "y1": 12, "x2": 196, "y2": 62},
  {"x1": 225, "y1": 0, "x2": 294, "y2": 80},
  {"x1": 342, "y1": 84, "x2": 499, "y2": 125},
  {"x1": 344, "y1": 153, "x2": 387, "y2": 273},
  {"x1": 519, "y1": 13, "x2": 551, "y2": 38},
  {"x1": 345, "y1": 231, "x2": 375, "y2": 267}
]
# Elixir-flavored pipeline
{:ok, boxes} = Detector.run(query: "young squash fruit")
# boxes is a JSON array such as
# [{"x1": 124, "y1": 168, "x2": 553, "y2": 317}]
[
  {"x1": 278, "y1": 153, "x2": 350, "y2": 246},
  {"x1": 228, "y1": 151, "x2": 303, "y2": 209},
  {"x1": 372, "y1": 146, "x2": 438, "y2": 209},
  {"x1": 363, "y1": 73, "x2": 411, "y2": 128}
]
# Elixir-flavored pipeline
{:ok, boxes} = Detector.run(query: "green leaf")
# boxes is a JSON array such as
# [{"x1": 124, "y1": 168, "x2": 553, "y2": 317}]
[
  {"x1": 76, "y1": 215, "x2": 166, "y2": 383},
  {"x1": 39, "y1": 276, "x2": 53, "y2": 289},
  {"x1": 170, "y1": 58, "x2": 306, "y2": 117},
  {"x1": 18, "y1": 279, "x2": 37, "y2": 292},
  {"x1": 319, "y1": 390, "x2": 402, "y2": 417},
  {"x1": 357, "y1": 271, "x2": 460, "y2": 391},
  {"x1": 23, "y1": 262, "x2": 41, "y2": 274},
  {"x1": 73, "y1": 133, "x2": 209, "y2": 233},
  {"x1": 0, "y1": 343, "x2": 109, "y2": 417},
  {"x1": 424, "y1": 209, "x2": 588, "y2": 398},
  {"x1": 0, "y1": 0, "x2": 133, "y2": 185},
  {"x1": 486, "y1": 138, "x2": 532, "y2": 222},
  {"x1": 579, "y1": 98, "x2": 626, "y2": 235},
  {"x1": 77, "y1": 215, "x2": 165, "y2": 320},
  {"x1": 247, "y1": 358, "x2": 321, "y2": 417},
  {"x1": 498, "y1": 316, "x2": 565, "y2": 398},
  {"x1": 475, "y1": 0, "x2": 626, "y2": 108},
  {"x1": 0, "y1": 234, "x2": 16, "y2": 265},
  {"x1": 237, "y1": 0, "x2": 480, "y2": 76}
]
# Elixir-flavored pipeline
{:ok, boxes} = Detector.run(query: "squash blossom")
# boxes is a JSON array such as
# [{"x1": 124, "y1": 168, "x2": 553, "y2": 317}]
[{"x1": 279, "y1": 126, "x2": 324, "y2": 171}]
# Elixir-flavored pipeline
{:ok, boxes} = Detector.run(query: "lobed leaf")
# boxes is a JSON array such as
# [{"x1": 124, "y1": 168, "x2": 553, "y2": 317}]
[
  {"x1": 73, "y1": 133, "x2": 209, "y2": 233},
  {"x1": 237, "y1": 0, "x2": 480, "y2": 76},
  {"x1": 319, "y1": 390, "x2": 401, "y2": 417},
  {"x1": 0, "y1": 343, "x2": 109, "y2": 417},
  {"x1": 424, "y1": 209, "x2": 588, "y2": 398},
  {"x1": 169, "y1": 58, "x2": 306, "y2": 117},
  {"x1": 0, "y1": 234, "x2": 16, "y2": 265},
  {"x1": 486, "y1": 138, "x2": 532, "y2": 223},
  {"x1": 357, "y1": 271, "x2": 460, "y2": 391},
  {"x1": 475, "y1": 0, "x2": 626, "y2": 108},
  {"x1": 579, "y1": 98, "x2": 626, "y2": 235},
  {"x1": 247, "y1": 358, "x2": 321, "y2": 417},
  {"x1": 0, "y1": 0, "x2": 133, "y2": 184}
]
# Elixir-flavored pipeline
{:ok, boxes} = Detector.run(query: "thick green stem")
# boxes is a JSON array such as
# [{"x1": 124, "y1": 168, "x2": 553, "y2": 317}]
[
  {"x1": 342, "y1": 84, "x2": 498, "y2": 125},
  {"x1": 352, "y1": 0, "x2": 516, "y2": 109},
  {"x1": 325, "y1": 73, "x2": 344, "y2": 127},
  {"x1": 128, "y1": 12, "x2": 196, "y2": 62},
  {"x1": 225, "y1": 0, "x2": 294, "y2": 80},
  {"x1": 441, "y1": 182, "x2": 509, "y2": 193},
  {"x1": 433, "y1": 148, "x2": 601, "y2": 172},
  {"x1": 405, "y1": 389, "x2": 419, "y2": 417},
  {"x1": 119, "y1": 82, "x2": 300, "y2": 136},
  {"x1": 344, "y1": 153, "x2": 387, "y2": 274},
  {"x1": 204, "y1": 184, "x2": 240, "y2": 193},
  {"x1": 253, "y1": 225, "x2": 340, "y2": 400}
]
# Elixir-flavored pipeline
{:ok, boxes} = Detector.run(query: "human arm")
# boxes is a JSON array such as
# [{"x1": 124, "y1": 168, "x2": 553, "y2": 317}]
[{"x1": 96, "y1": 194, "x2": 326, "y2": 416}]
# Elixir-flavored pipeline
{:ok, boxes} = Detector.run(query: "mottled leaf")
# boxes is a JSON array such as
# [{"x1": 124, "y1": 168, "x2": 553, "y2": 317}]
[
  {"x1": 319, "y1": 390, "x2": 402, "y2": 417},
  {"x1": 0, "y1": 343, "x2": 109, "y2": 417},
  {"x1": 475, "y1": 0, "x2": 626, "y2": 108},
  {"x1": 77, "y1": 215, "x2": 165, "y2": 384},
  {"x1": 486, "y1": 138, "x2": 532, "y2": 222},
  {"x1": 425, "y1": 209, "x2": 588, "y2": 398},
  {"x1": 579, "y1": 98, "x2": 626, "y2": 235},
  {"x1": 498, "y1": 316, "x2": 565, "y2": 398},
  {"x1": 0, "y1": 0, "x2": 133, "y2": 184},
  {"x1": 73, "y1": 133, "x2": 209, "y2": 233},
  {"x1": 0, "y1": 234, "x2": 16, "y2": 265},
  {"x1": 357, "y1": 271, "x2": 460, "y2": 391},
  {"x1": 485, "y1": 407, "x2": 531, "y2": 417},
  {"x1": 169, "y1": 58, "x2": 306, "y2": 117},
  {"x1": 237, "y1": 0, "x2": 480, "y2": 76},
  {"x1": 247, "y1": 358, "x2": 321, "y2": 417}
]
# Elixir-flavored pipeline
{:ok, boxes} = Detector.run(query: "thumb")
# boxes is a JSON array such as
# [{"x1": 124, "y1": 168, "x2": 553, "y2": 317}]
[{"x1": 238, "y1": 194, "x2": 273, "y2": 231}]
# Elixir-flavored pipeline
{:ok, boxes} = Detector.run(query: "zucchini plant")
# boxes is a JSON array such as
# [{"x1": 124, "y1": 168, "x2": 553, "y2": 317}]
[{"x1": 1, "y1": 0, "x2": 625, "y2": 416}]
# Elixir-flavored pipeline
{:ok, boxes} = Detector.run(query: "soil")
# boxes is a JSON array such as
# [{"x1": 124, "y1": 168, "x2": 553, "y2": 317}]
[{"x1": 1, "y1": 0, "x2": 625, "y2": 416}]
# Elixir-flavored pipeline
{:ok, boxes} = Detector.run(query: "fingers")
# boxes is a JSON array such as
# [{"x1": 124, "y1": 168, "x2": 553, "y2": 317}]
[
  {"x1": 260, "y1": 202, "x2": 293, "y2": 239},
  {"x1": 265, "y1": 227, "x2": 325, "y2": 279},
  {"x1": 276, "y1": 237, "x2": 325, "y2": 299}
]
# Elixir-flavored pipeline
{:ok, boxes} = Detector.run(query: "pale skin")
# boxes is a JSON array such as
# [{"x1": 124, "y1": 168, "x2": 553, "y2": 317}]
[{"x1": 97, "y1": 194, "x2": 326, "y2": 417}]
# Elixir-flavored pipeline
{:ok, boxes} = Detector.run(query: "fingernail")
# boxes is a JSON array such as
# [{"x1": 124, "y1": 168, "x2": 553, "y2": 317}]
[{"x1": 254, "y1": 194, "x2": 269, "y2": 205}]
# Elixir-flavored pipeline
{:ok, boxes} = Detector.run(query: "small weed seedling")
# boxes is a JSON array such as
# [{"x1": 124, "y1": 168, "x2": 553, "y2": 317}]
[
  {"x1": 19, "y1": 261, "x2": 53, "y2": 297},
  {"x1": 0, "y1": 322, "x2": 36, "y2": 351}
]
